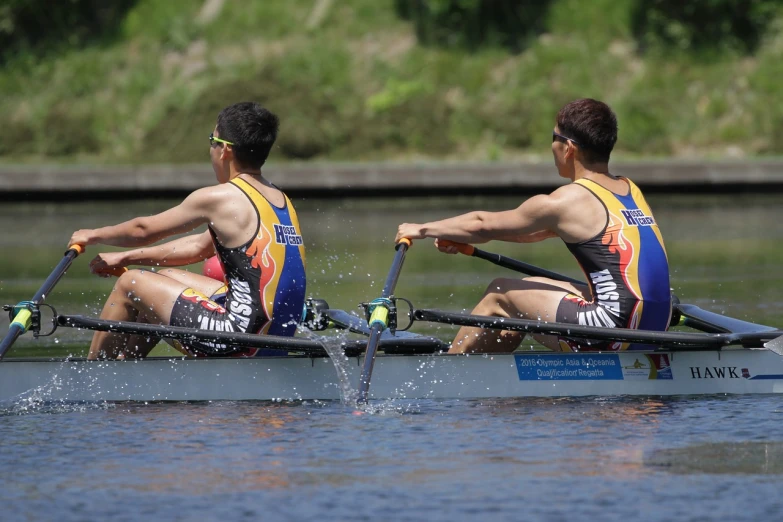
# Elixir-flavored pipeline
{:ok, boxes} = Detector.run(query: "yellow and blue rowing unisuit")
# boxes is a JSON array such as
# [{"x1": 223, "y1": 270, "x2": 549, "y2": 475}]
[
  {"x1": 169, "y1": 177, "x2": 306, "y2": 356},
  {"x1": 556, "y1": 177, "x2": 671, "y2": 351}
]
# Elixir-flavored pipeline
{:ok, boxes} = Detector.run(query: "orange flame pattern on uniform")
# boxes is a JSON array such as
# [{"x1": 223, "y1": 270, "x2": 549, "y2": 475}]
[
  {"x1": 601, "y1": 212, "x2": 639, "y2": 300},
  {"x1": 245, "y1": 222, "x2": 277, "y2": 304}
]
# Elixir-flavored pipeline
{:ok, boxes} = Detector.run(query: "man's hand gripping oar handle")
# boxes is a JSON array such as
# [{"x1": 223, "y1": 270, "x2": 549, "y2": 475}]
[
  {"x1": 437, "y1": 240, "x2": 475, "y2": 256},
  {"x1": 94, "y1": 267, "x2": 128, "y2": 278},
  {"x1": 437, "y1": 240, "x2": 584, "y2": 286},
  {"x1": 71, "y1": 244, "x2": 128, "y2": 278}
]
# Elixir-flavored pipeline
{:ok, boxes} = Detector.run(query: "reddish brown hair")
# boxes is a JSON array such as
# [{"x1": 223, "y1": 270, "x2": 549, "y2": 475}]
[{"x1": 556, "y1": 99, "x2": 617, "y2": 163}]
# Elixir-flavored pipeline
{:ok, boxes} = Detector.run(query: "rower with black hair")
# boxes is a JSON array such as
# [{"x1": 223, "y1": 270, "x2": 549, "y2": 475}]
[{"x1": 68, "y1": 102, "x2": 306, "y2": 359}]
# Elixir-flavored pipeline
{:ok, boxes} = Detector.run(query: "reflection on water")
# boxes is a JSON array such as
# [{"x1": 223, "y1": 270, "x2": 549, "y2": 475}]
[
  {"x1": 2, "y1": 395, "x2": 783, "y2": 520},
  {"x1": 459, "y1": 397, "x2": 676, "y2": 479},
  {"x1": 646, "y1": 441, "x2": 783, "y2": 475}
]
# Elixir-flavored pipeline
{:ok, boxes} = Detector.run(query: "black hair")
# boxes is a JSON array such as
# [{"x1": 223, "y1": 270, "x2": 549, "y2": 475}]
[
  {"x1": 216, "y1": 102, "x2": 279, "y2": 169},
  {"x1": 556, "y1": 98, "x2": 617, "y2": 163}
]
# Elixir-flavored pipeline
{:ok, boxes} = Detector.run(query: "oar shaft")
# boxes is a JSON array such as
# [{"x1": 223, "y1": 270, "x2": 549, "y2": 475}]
[
  {"x1": 437, "y1": 240, "x2": 583, "y2": 285},
  {"x1": 381, "y1": 249, "x2": 408, "y2": 296},
  {"x1": 59, "y1": 315, "x2": 328, "y2": 355},
  {"x1": 358, "y1": 239, "x2": 411, "y2": 403},
  {"x1": 61, "y1": 314, "x2": 446, "y2": 356},
  {"x1": 358, "y1": 327, "x2": 384, "y2": 396},
  {"x1": 413, "y1": 308, "x2": 782, "y2": 349},
  {"x1": 0, "y1": 324, "x2": 25, "y2": 361},
  {"x1": 0, "y1": 247, "x2": 82, "y2": 360},
  {"x1": 31, "y1": 248, "x2": 82, "y2": 302},
  {"x1": 471, "y1": 249, "x2": 584, "y2": 286}
]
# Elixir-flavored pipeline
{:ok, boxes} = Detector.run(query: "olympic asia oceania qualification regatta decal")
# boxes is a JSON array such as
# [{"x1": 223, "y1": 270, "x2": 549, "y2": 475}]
[{"x1": 515, "y1": 353, "x2": 672, "y2": 381}]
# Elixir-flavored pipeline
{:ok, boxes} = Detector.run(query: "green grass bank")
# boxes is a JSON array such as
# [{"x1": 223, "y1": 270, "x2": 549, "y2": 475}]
[{"x1": 2, "y1": 0, "x2": 783, "y2": 165}]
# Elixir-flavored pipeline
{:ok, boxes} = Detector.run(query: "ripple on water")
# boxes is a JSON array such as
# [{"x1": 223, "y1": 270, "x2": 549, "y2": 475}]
[
  {"x1": 646, "y1": 441, "x2": 783, "y2": 475},
  {"x1": 0, "y1": 395, "x2": 113, "y2": 417}
]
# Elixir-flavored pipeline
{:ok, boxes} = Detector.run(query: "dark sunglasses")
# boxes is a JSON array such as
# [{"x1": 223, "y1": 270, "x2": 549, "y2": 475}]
[
  {"x1": 552, "y1": 131, "x2": 580, "y2": 146},
  {"x1": 209, "y1": 132, "x2": 234, "y2": 147}
]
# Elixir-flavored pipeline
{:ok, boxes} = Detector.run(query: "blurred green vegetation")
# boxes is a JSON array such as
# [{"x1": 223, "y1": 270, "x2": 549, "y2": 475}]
[{"x1": 1, "y1": 0, "x2": 782, "y2": 164}]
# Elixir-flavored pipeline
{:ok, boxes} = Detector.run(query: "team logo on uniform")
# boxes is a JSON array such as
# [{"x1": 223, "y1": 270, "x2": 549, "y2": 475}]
[
  {"x1": 273, "y1": 224, "x2": 303, "y2": 245},
  {"x1": 180, "y1": 288, "x2": 226, "y2": 313},
  {"x1": 620, "y1": 209, "x2": 655, "y2": 227},
  {"x1": 226, "y1": 278, "x2": 255, "y2": 331},
  {"x1": 590, "y1": 269, "x2": 621, "y2": 318}
]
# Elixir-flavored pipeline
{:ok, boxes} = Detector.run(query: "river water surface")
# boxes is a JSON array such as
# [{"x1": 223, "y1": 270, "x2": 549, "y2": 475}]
[{"x1": 1, "y1": 194, "x2": 783, "y2": 520}]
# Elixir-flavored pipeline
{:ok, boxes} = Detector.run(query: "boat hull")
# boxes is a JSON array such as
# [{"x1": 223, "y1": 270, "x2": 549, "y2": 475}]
[{"x1": 2, "y1": 349, "x2": 783, "y2": 402}]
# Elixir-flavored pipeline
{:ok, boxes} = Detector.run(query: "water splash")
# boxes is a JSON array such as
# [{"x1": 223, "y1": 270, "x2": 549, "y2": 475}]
[
  {"x1": 296, "y1": 325, "x2": 424, "y2": 414},
  {"x1": 321, "y1": 338, "x2": 360, "y2": 407},
  {"x1": 353, "y1": 398, "x2": 423, "y2": 416},
  {"x1": 297, "y1": 326, "x2": 359, "y2": 406},
  {"x1": 0, "y1": 365, "x2": 113, "y2": 416}
]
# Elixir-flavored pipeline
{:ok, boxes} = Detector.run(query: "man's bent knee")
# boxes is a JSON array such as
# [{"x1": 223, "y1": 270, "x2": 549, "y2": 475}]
[
  {"x1": 483, "y1": 278, "x2": 517, "y2": 295},
  {"x1": 484, "y1": 277, "x2": 549, "y2": 295},
  {"x1": 476, "y1": 279, "x2": 515, "y2": 316},
  {"x1": 114, "y1": 269, "x2": 144, "y2": 291}
]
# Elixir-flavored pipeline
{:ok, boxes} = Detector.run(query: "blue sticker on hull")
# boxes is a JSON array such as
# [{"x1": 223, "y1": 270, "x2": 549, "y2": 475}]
[{"x1": 515, "y1": 354, "x2": 624, "y2": 381}]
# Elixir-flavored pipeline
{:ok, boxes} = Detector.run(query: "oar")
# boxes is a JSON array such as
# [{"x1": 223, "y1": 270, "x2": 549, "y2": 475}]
[
  {"x1": 59, "y1": 314, "x2": 329, "y2": 355},
  {"x1": 412, "y1": 308, "x2": 783, "y2": 350},
  {"x1": 59, "y1": 314, "x2": 446, "y2": 357},
  {"x1": 0, "y1": 245, "x2": 85, "y2": 360},
  {"x1": 437, "y1": 240, "x2": 584, "y2": 286},
  {"x1": 357, "y1": 238, "x2": 411, "y2": 403}
]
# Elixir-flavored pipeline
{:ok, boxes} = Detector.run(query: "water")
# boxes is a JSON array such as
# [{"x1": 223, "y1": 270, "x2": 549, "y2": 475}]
[
  {"x1": 1, "y1": 397, "x2": 782, "y2": 521},
  {"x1": 2, "y1": 194, "x2": 783, "y2": 520}
]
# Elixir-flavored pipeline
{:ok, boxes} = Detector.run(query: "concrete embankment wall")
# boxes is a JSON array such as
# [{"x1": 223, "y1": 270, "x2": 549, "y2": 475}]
[{"x1": 1, "y1": 161, "x2": 782, "y2": 199}]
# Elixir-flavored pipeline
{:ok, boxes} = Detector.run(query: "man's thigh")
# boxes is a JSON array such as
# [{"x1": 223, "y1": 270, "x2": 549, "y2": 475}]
[{"x1": 158, "y1": 268, "x2": 225, "y2": 297}]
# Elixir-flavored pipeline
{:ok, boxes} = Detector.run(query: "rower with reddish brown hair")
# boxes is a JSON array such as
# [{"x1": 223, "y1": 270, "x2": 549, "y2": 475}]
[{"x1": 396, "y1": 98, "x2": 671, "y2": 353}]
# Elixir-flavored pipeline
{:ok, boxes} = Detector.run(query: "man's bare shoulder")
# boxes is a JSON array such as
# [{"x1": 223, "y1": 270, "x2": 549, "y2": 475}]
[
  {"x1": 549, "y1": 183, "x2": 592, "y2": 200},
  {"x1": 195, "y1": 183, "x2": 239, "y2": 198},
  {"x1": 543, "y1": 183, "x2": 593, "y2": 210},
  {"x1": 547, "y1": 182, "x2": 608, "y2": 241},
  {"x1": 184, "y1": 183, "x2": 241, "y2": 207}
]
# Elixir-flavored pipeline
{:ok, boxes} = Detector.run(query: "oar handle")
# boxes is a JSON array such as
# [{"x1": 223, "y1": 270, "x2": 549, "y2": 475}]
[
  {"x1": 437, "y1": 240, "x2": 475, "y2": 256},
  {"x1": 70, "y1": 244, "x2": 128, "y2": 278},
  {"x1": 94, "y1": 267, "x2": 128, "y2": 278}
]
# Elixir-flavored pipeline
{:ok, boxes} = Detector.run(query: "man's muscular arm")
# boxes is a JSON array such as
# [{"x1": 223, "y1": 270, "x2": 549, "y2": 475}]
[
  {"x1": 68, "y1": 187, "x2": 221, "y2": 249},
  {"x1": 87, "y1": 231, "x2": 217, "y2": 274},
  {"x1": 395, "y1": 192, "x2": 566, "y2": 244}
]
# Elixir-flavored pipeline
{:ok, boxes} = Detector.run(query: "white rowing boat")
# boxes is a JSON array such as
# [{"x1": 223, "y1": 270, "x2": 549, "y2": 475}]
[
  {"x1": 1, "y1": 347, "x2": 782, "y2": 402},
  {"x1": 4, "y1": 245, "x2": 783, "y2": 403}
]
